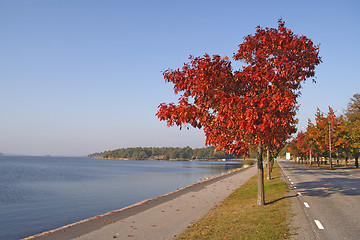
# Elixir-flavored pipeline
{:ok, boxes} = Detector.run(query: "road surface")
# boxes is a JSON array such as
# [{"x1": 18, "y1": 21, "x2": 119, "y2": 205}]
[{"x1": 278, "y1": 160, "x2": 360, "y2": 240}]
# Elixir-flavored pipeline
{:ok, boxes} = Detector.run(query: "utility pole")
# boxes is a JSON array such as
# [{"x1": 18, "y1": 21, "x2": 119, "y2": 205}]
[
  {"x1": 329, "y1": 121, "x2": 332, "y2": 170},
  {"x1": 318, "y1": 109, "x2": 340, "y2": 170}
]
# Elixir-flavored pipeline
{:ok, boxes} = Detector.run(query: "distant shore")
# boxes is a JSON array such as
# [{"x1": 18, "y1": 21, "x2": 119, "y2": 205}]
[
  {"x1": 88, "y1": 146, "x2": 258, "y2": 161},
  {"x1": 91, "y1": 157, "x2": 251, "y2": 162}
]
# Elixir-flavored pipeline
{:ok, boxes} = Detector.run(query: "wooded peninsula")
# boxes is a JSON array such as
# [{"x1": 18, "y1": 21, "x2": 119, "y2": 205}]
[{"x1": 88, "y1": 146, "x2": 257, "y2": 160}]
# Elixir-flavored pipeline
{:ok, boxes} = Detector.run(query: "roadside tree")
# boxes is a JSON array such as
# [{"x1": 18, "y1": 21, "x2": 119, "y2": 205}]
[
  {"x1": 307, "y1": 107, "x2": 344, "y2": 169},
  {"x1": 296, "y1": 131, "x2": 309, "y2": 162},
  {"x1": 345, "y1": 94, "x2": 360, "y2": 167},
  {"x1": 287, "y1": 132, "x2": 309, "y2": 163},
  {"x1": 157, "y1": 20, "x2": 321, "y2": 205},
  {"x1": 287, "y1": 137, "x2": 300, "y2": 161},
  {"x1": 306, "y1": 120, "x2": 323, "y2": 166}
]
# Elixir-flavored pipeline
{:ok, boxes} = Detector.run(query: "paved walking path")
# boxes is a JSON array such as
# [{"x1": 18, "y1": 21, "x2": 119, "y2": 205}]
[{"x1": 28, "y1": 165, "x2": 256, "y2": 240}]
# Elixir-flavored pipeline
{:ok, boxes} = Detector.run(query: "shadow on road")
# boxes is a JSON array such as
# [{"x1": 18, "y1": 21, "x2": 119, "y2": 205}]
[
  {"x1": 296, "y1": 177, "x2": 360, "y2": 197},
  {"x1": 280, "y1": 161, "x2": 360, "y2": 197}
]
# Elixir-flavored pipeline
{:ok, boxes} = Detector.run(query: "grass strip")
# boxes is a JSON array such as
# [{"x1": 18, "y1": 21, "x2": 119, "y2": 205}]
[{"x1": 176, "y1": 161, "x2": 292, "y2": 240}]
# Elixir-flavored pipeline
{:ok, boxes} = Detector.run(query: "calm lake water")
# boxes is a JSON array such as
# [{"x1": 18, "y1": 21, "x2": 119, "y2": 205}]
[{"x1": 0, "y1": 155, "x2": 243, "y2": 240}]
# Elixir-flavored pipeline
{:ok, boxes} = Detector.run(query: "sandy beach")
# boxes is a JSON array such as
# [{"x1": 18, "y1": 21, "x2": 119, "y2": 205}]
[{"x1": 25, "y1": 165, "x2": 256, "y2": 240}]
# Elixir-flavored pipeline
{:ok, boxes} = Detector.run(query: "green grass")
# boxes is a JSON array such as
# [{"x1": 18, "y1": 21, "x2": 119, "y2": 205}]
[{"x1": 176, "y1": 161, "x2": 292, "y2": 240}]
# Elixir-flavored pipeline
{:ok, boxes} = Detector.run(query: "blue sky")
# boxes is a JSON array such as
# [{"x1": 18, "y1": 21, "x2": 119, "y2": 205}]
[{"x1": 1, "y1": 0, "x2": 359, "y2": 156}]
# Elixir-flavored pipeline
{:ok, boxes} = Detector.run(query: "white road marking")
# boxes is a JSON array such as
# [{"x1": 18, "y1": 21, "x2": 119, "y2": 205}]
[
  {"x1": 304, "y1": 202, "x2": 310, "y2": 208},
  {"x1": 314, "y1": 220, "x2": 324, "y2": 230},
  {"x1": 290, "y1": 182, "x2": 294, "y2": 184}
]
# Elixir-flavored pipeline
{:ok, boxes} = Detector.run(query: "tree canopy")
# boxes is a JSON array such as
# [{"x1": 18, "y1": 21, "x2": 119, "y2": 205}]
[
  {"x1": 288, "y1": 94, "x2": 360, "y2": 168},
  {"x1": 157, "y1": 20, "x2": 321, "y2": 205},
  {"x1": 157, "y1": 20, "x2": 320, "y2": 157},
  {"x1": 88, "y1": 147, "x2": 245, "y2": 160},
  {"x1": 88, "y1": 146, "x2": 237, "y2": 160},
  {"x1": 345, "y1": 94, "x2": 360, "y2": 167}
]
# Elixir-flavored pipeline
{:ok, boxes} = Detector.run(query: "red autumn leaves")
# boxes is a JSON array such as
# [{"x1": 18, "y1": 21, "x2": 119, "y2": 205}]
[
  {"x1": 157, "y1": 20, "x2": 321, "y2": 157},
  {"x1": 290, "y1": 100, "x2": 359, "y2": 167}
]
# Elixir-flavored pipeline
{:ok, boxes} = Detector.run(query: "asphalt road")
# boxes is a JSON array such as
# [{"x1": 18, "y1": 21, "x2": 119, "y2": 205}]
[{"x1": 278, "y1": 160, "x2": 360, "y2": 240}]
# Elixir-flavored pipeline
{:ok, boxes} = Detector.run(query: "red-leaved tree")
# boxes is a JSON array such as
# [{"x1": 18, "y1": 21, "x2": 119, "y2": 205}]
[
  {"x1": 307, "y1": 107, "x2": 344, "y2": 169},
  {"x1": 288, "y1": 131, "x2": 309, "y2": 163},
  {"x1": 157, "y1": 20, "x2": 321, "y2": 205}
]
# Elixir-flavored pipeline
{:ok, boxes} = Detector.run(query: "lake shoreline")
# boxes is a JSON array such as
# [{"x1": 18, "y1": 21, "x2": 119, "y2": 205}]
[
  {"x1": 92, "y1": 157, "x2": 251, "y2": 162},
  {"x1": 24, "y1": 164, "x2": 253, "y2": 239}
]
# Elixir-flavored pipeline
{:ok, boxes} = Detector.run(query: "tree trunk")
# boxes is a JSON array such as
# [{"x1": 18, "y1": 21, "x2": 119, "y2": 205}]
[
  {"x1": 257, "y1": 142, "x2": 265, "y2": 206},
  {"x1": 267, "y1": 148, "x2": 271, "y2": 180},
  {"x1": 330, "y1": 158, "x2": 333, "y2": 170},
  {"x1": 355, "y1": 155, "x2": 359, "y2": 168},
  {"x1": 345, "y1": 156, "x2": 348, "y2": 167},
  {"x1": 317, "y1": 156, "x2": 320, "y2": 167}
]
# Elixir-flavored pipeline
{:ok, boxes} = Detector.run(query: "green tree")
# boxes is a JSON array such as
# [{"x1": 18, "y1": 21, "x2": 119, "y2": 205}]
[{"x1": 345, "y1": 94, "x2": 360, "y2": 167}]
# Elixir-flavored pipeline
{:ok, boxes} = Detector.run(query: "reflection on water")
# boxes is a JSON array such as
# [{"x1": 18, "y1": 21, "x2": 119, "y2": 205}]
[{"x1": 0, "y1": 156, "x2": 243, "y2": 239}]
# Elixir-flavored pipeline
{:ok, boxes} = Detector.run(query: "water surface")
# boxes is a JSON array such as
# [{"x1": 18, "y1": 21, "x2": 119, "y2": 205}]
[{"x1": 0, "y1": 156, "x2": 243, "y2": 239}]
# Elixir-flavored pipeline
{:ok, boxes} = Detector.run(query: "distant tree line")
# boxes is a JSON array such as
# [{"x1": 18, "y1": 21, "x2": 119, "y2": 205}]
[
  {"x1": 287, "y1": 93, "x2": 360, "y2": 168},
  {"x1": 88, "y1": 146, "x2": 256, "y2": 160}
]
